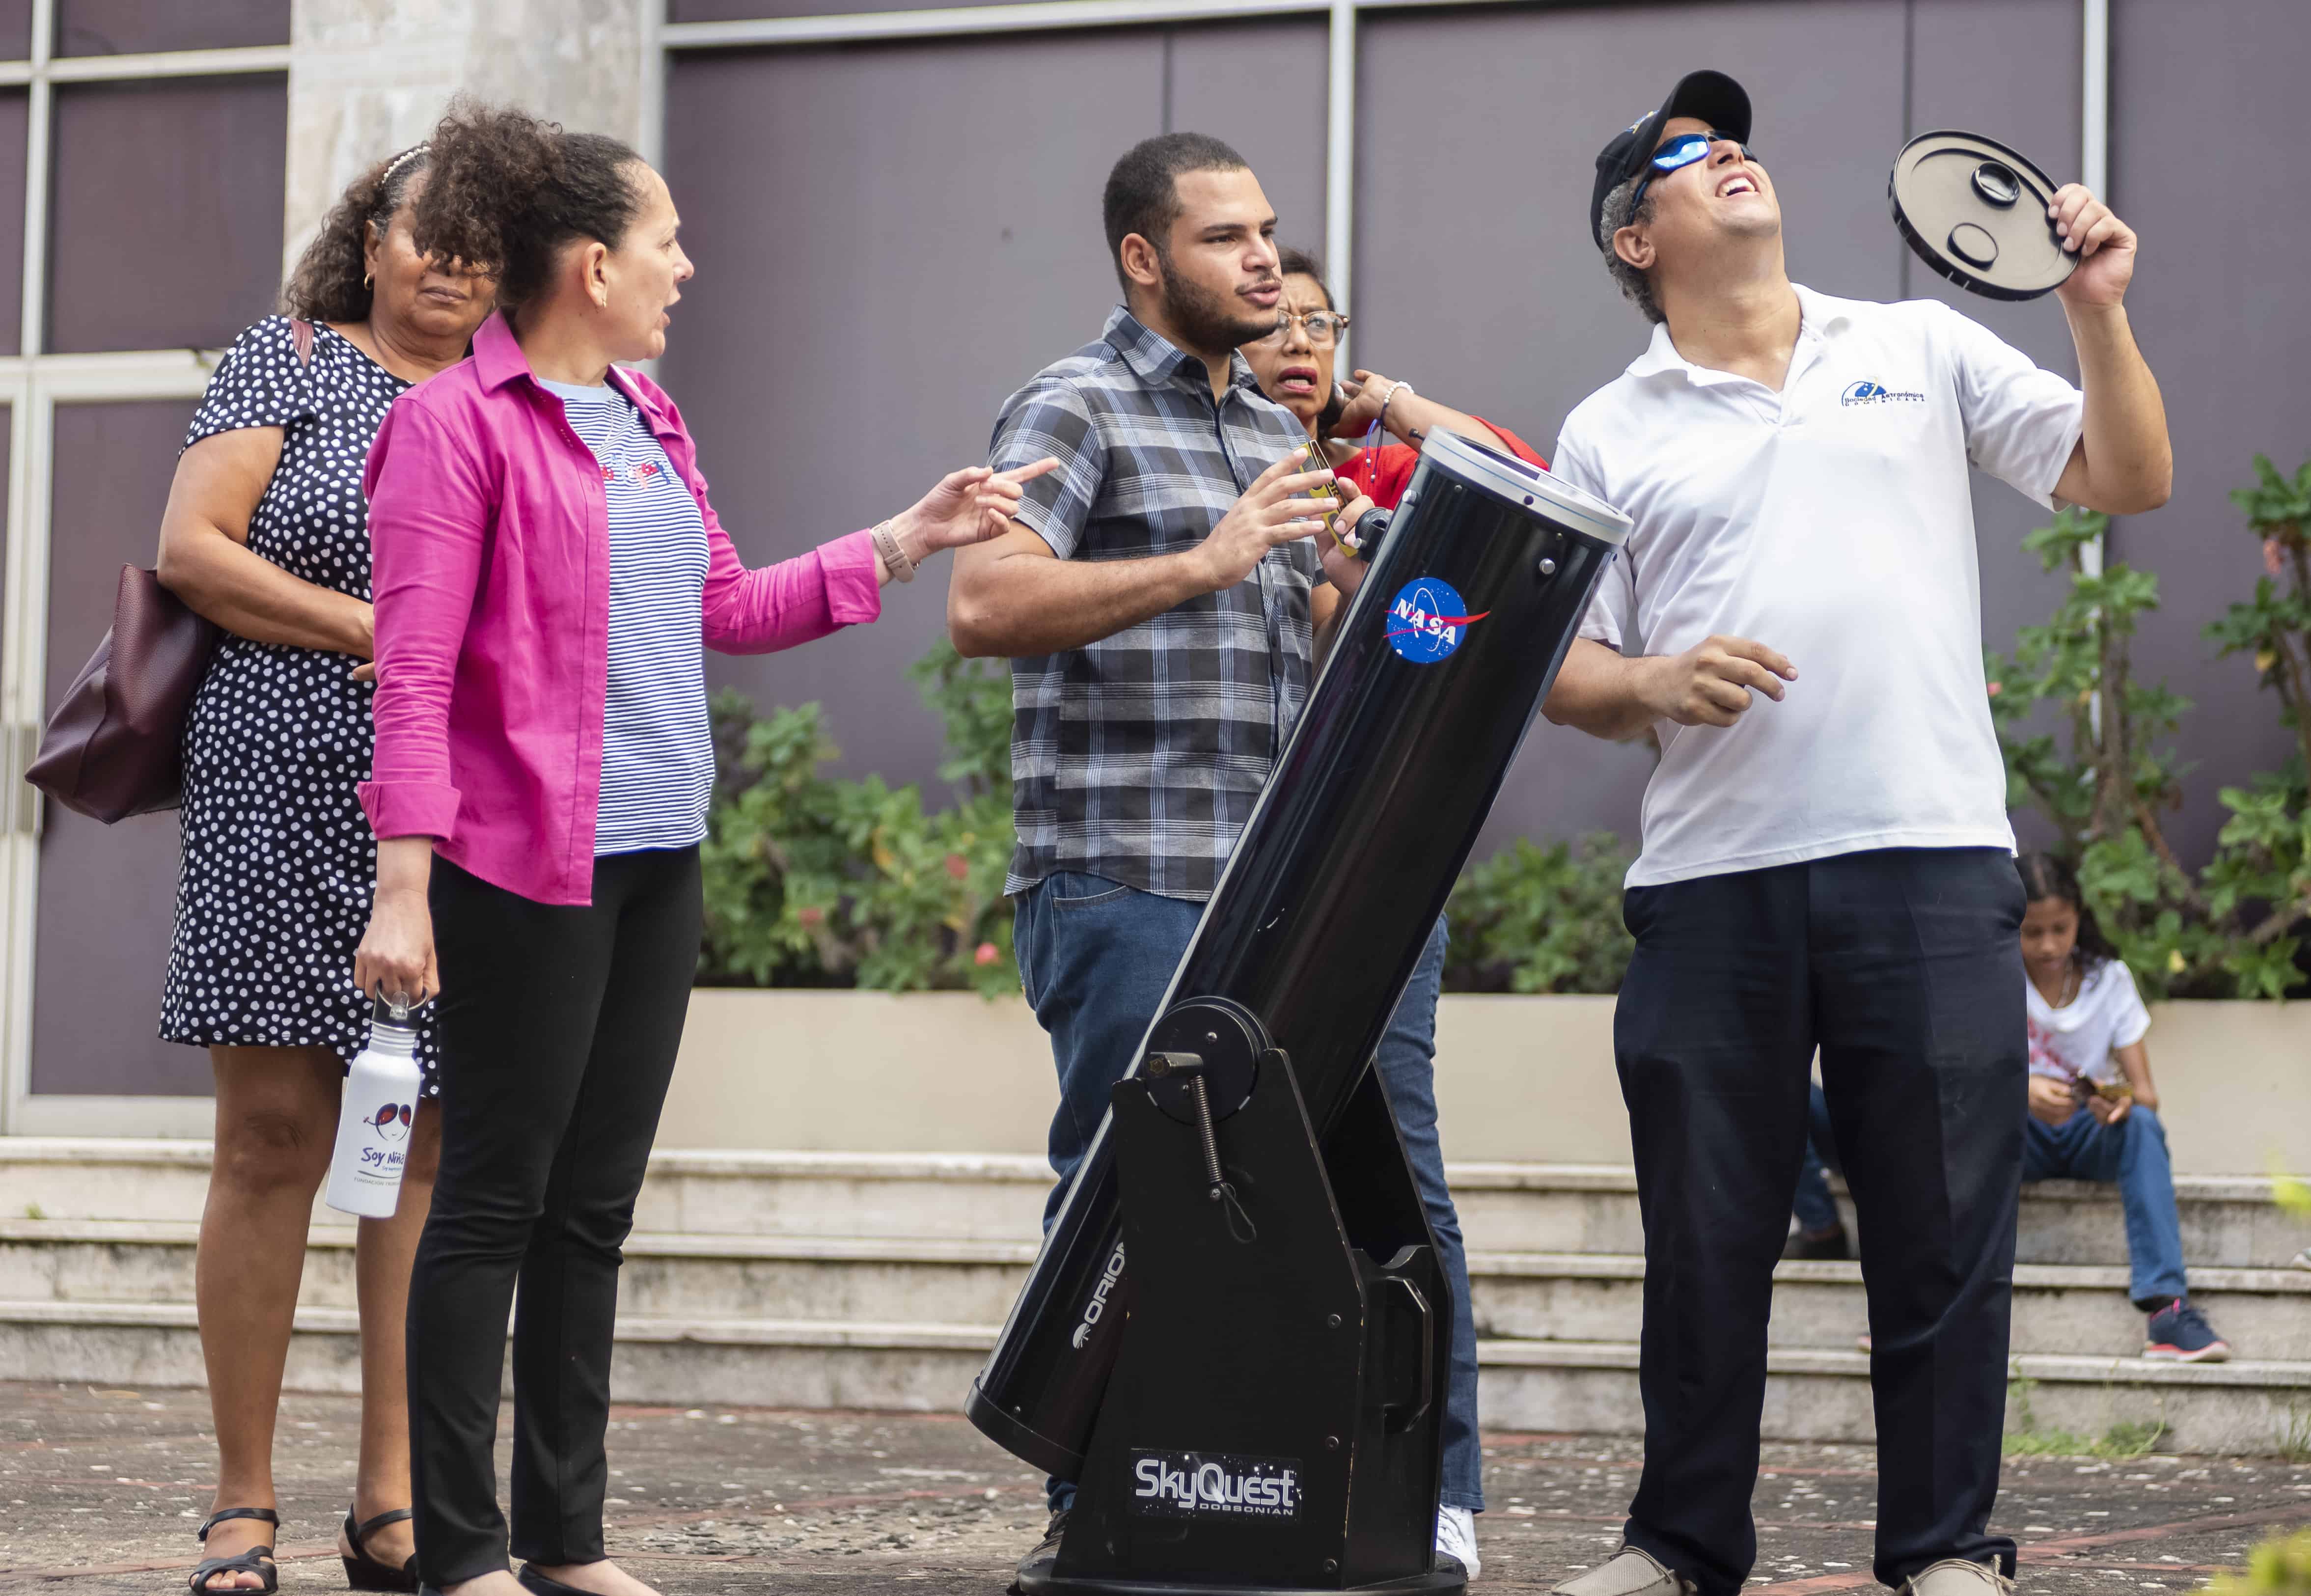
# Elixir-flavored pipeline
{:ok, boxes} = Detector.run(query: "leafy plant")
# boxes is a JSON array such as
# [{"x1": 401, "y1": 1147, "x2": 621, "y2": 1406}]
[
  {"x1": 1988, "y1": 464, "x2": 2311, "y2": 1000},
  {"x1": 2000, "y1": 1419, "x2": 2167, "y2": 1460},
  {"x1": 2279, "y1": 1402, "x2": 2311, "y2": 1467},
  {"x1": 2203, "y1": 1530, "x2": 2311, "y2": 1595},
  {"x1": 1991, "y1": 508, "x2": 2190, "y2": 845},
  {"x1": 2275, "y1": 1169, "x2": 2311, "y2": 1221},
  {"x1": 1444, "y1": 832, "x2": 1635, "y2": 995},
  {"x1": 906, "y1": 635, "x2": 1014, "y2": 798},
  {"x1": 2003, "y1": 1375, "x2": 2167, "y2": 1459},
  {"x1": 698, "y1": 641, "x2": 1019, "y2": 996},
  {"x1": 1986, "y1": 508, "x2": 2209, "y2": 996},
  {"x1": 2196, "y1": 453, "x2": 2311, "y2": 992}
]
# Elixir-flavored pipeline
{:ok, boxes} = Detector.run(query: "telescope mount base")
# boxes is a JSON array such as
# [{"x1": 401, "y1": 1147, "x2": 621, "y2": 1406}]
[{"x1": 1045, "y1": 1034, "x2": 1458, "y2": 1596}]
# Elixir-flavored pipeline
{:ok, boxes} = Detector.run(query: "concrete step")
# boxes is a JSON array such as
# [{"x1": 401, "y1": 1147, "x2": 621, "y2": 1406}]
[
  {"x1": 0, "y1": 1299, "x2": 991, "y2": 1412},
  {"x1": 1478, "y1": 1341, "x2": 2311, "y2": 1457},
  {"x1": 4, "y1": 1299, "x2": 2305, "y2": 1455},
  {"x1": 1473, "y1": 1253, "x2": 2311, "y2": 1362},
  {"x1": 1448, "y1": 1163, "x2": 2311, "y2": 1269},
  {"x1": 0, "y1": 1141, "x2": 1059, "y2": 1241},
  {"x1": 7, "y1": 1141, "x2": 2304, "y2": 1269},
  {"x1": 0, "y1": 1219, "x2": 1044, "y2": 1325},
  {"x1": 12, "y1": 1219, "x2": 2310, "y2": 1365}
]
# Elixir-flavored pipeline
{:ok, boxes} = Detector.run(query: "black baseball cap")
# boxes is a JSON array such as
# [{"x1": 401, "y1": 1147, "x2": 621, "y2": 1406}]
[{"x1": 1589, "y1": 70, "x2": 1753, "y2": 248}]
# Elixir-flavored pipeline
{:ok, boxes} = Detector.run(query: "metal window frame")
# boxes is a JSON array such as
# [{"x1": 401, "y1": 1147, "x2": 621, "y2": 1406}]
[
  {"x1": 0, "y1": 0, "x2": 288, "y2": 1134},
  {"x1": 0, "y1": 0, "x2": 2112, "y2": 1136}
]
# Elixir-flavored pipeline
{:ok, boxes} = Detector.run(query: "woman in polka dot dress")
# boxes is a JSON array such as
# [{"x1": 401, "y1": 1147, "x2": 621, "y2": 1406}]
[{"x1": 153, "y1": 145, "x2": 495, "y2": 1595}]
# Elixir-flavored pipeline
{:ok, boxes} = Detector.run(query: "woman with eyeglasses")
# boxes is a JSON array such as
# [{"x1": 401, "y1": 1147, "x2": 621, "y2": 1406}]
[
  {"x1": 155, "y1": 141, "x2": 497, "y2": 1596},
  {"x1": 1237, "y1": 243, "x2": 1548, "y2": 1575},
  {"x1": 1241, "y1": 246, "x2": 1547, "y2": 512}
]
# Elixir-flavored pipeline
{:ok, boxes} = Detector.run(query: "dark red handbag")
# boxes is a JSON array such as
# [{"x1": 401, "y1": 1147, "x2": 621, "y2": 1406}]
[
  {"x1": 26, "y1": 318, "x2": 313, "y2": 823},
  {"x1": 26, "y1": 567, "x2": 221, "y2": 821}
]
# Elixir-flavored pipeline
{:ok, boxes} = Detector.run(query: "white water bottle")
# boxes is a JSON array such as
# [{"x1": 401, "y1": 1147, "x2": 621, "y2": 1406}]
[{"x1": 324, "y1": 996, "x2": 422, "y2": 1219}]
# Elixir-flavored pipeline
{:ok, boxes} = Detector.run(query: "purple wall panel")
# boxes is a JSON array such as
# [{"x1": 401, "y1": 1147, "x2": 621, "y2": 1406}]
[
  {"x1": 0, "y1": 90, "x2": 27, "y2": 354},
  {"x1": 48, "y1": 75, "x2": 287, "y2": 354},
  {"x1": 2106, "y1": 0, "x2": 2311, "y2": 866},
  {"x1": 32, "y1": 401, "x2": 209, "y2": 1097},
  {"x1": 1907, "y1": 0, "x2": 2083, "y2": 855},
  {"x1": 660, "y1": 24, "x2": 1326, "y2": 796},
  {"x1": 1167, "y1": 23, "x2": 1327, "y2": 251},
  {"x1": 0, "y1": 0, "x2": 29, "y2": 59},
  {"x1": 56, "y1": 0, "x2": 288, "y2": 56},
  {"x1": 1357, "y1": 0, "x2": 1909, "y2": 856}
]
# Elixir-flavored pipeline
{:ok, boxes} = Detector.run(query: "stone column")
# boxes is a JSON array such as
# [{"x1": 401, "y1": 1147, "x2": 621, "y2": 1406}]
[{"x1": 285, "y1": 0, "x2": 653, "y2": 275}]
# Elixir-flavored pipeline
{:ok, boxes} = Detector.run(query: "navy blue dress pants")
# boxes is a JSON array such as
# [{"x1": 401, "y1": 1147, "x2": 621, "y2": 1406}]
[{"x1": 1613, "y1": 848, "x2": 2027, "y2": 1595}]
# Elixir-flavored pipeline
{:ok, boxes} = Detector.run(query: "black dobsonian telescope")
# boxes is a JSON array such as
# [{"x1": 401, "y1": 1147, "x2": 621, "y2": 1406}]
[{"x1": 967, "y1": 430, "x2": 1630, "y2": 1596}]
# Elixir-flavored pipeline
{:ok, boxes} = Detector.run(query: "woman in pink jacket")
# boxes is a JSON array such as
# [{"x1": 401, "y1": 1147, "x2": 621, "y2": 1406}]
[{"x1": 350, "y1": 103, "x2": 1051, "y2": 1596}]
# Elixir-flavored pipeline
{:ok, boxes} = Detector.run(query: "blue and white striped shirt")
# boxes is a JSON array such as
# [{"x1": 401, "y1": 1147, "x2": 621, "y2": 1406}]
[{"x1": 540, "y1": 378, "x2": 714, "y2": 855}]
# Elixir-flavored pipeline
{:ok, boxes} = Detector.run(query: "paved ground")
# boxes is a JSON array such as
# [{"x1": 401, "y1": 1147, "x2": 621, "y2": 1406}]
[{"x1": 1, "y1": 1383, "x2": 2304, "y2": 1592}]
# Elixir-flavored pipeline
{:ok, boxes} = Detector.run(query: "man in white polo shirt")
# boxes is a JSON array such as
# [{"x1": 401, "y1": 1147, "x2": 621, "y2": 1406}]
[{"x1": 1540, "y1": 70, "x2": 2171, "y2": 1596}]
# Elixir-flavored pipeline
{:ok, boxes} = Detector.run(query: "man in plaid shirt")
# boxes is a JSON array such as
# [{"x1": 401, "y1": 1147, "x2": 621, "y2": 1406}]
[{"x1": 949, "y1": 133, "x2": 1494, "y2": 1584}]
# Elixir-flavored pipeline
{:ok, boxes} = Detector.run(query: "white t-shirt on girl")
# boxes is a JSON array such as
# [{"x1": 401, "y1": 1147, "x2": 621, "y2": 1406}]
[{"x1": 2025, "y1": 958, "x2": 2151, "y2": 1087}]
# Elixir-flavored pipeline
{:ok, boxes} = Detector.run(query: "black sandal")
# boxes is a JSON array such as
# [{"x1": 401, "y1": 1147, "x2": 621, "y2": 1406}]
[
  {"x1": 189, "y1": 1507, "x2": 278, "y2": 1594},
  {"x1": 342, "y1": 1505, "x2": 419, "y2": 1592}
]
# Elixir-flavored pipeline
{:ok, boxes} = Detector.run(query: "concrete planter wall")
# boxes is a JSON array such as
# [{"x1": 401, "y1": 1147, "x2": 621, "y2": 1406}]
[{"x1": 660, "y1": 990, "x2": 2310, "y2": 1176}]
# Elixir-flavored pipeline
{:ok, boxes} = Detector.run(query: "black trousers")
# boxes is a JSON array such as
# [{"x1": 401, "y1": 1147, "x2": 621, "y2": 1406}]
[
  {"x1": 1613, "y1": 848, "x2": 2026, "y2": 1595},
  {"x1": 407, "y1": 847, "x2": 703, "y2": 1587}
]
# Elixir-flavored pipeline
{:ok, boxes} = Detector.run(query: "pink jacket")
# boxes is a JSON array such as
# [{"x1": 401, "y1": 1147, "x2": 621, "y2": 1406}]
[{"x1": 358, "y1": 313, "x2": 880, "y2": 906}]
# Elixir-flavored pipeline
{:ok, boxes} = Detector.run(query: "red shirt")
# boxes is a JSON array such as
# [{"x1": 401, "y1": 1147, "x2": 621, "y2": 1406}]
[{"x1": 1334, "y1": 417, "x2": 1547, "y2": 510}]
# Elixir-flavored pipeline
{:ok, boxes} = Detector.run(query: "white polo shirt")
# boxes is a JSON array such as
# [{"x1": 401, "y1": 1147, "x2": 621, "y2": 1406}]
[{"x1": 1553, "y1": 285, "x2": 2085, "y2": 888}]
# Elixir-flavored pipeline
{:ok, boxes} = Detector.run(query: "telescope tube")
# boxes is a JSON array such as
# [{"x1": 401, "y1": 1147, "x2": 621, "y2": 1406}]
[{"x1": 966, "y1": 432, "x2": 1631, "y2": 1477}]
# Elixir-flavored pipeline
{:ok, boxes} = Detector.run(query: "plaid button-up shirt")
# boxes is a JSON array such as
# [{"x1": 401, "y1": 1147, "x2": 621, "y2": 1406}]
[{"x1": 989, "y1": 307, "x2": 1319, "y2": 901}]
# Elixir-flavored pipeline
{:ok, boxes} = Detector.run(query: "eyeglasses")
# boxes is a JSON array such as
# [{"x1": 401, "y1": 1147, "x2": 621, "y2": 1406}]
[
  {"x1": 1628, "y1": 130, "x2": 1755, "y2": 220},
  {"x1": 1255, "y1": 310, "x2": 1350, "y2": 348}
]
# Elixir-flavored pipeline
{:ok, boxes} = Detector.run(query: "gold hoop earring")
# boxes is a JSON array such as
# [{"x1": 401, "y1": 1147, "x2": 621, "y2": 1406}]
[{"x1": 363, "y1": 272, "x2": 373, "y2": 290}]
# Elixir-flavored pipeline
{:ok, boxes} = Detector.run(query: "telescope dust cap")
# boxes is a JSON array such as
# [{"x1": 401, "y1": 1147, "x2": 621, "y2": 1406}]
[{"x1": 1890, "y1": 129, "x2": 2076, "y2": 301}]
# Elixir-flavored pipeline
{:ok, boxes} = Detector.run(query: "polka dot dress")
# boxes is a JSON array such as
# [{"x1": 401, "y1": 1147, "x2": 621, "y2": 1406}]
[{"x1": 159, "y1": 316, "x2": 440, "y2": 1091}]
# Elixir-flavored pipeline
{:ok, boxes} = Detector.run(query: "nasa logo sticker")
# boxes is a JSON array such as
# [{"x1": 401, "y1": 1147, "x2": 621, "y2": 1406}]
[{"x1": 1386, "y1": 578, "x2": 1488, "y2": 664}]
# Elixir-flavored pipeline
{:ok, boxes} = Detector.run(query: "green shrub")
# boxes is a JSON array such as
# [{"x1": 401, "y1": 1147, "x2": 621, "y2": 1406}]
[
  {"x1": 700, "y1": 642, "x2": 1642, "y2": 996},
  {"x1": 698, "y1": 641, "x2": 1018, "y2": 996},
  {"x1": 1444, "y1": 832, "x2": 1635, "y2": 994},
  {"x1": 2203, "y1": 1530, "x2": 2311, "y2": 1595},
  {"x1": 1988, "y1": 459, "x2": 2311, "y2": 999}
]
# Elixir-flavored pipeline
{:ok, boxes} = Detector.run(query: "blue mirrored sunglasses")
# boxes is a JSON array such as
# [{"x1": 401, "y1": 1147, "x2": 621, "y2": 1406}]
[{"x1": 1629, "y1": 130, "x2": 1754, "y2": 218}]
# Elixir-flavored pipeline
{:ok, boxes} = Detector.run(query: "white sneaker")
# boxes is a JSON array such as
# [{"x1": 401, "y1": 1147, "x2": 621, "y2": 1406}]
[{"x1": 1435, "y1": 1505, "x2": 1482, "y2": 1580}]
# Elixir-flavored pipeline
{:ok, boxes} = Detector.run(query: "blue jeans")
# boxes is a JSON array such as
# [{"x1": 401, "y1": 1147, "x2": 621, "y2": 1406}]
[
  {"x1": 2022, "y1": 1103, "x2": 2189, "y2": 1307},
  {"x1": 1801, "y1": 1079, "x2": 2190, "y2": 1307},
  {"x1": 1791, "y1": 1083, "x2": 1841, "y2": 1234},
  {"x1": 1015, "y1": 872, "x2": 1482, "y2": 1514}
]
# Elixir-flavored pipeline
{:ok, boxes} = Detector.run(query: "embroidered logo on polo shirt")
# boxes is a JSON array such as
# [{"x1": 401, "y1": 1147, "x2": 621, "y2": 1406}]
[{"x1": 1841, "y1": 379, "x2": 1926, "y2": 407}]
